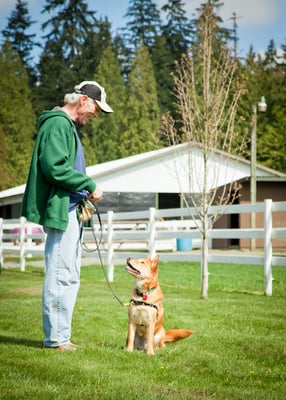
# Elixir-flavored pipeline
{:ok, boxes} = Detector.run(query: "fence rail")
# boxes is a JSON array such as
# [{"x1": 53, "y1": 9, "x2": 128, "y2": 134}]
[{"x1": 0, "y1": 199, "x2": 285, "y2": 296}]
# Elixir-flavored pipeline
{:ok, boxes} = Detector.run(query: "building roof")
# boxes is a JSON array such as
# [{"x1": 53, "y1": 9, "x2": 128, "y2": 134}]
[
  {"x1": 86, "y1": 142, "x2": 285, "y2": 193},
  {"x1": 0, "y1": 143, "x2": 285, "y2": 206}
]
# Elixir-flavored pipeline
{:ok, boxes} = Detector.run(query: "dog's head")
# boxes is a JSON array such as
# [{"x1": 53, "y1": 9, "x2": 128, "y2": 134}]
[{"x1": 125, "y1": 255, "x2": 159, "y2": 282}]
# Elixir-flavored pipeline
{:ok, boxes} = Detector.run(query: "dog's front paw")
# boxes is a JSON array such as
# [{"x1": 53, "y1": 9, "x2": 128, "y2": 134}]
[{"x1": 146, "y1": 348, "x2": 155, "y2": 356}]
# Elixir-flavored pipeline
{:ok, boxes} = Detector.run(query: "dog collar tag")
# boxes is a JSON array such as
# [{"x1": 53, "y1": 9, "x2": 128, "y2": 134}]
[{"x1": 142, "y1": 293, "x2": 148, "y2": 301}]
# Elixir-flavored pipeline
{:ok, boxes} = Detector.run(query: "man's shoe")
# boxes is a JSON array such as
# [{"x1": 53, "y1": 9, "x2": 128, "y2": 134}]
[
  {"x1": 57, "y1": 343, "x2": 77, "y2": 351},
  {"x1": 43, "y1": 343, "x2": 77, "y2": 351}
]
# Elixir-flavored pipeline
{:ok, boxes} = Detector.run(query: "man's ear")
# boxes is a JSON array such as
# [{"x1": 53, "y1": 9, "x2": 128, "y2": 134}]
[{"x1": 80, "y1": 95, "x2": 88, "y2": 105}]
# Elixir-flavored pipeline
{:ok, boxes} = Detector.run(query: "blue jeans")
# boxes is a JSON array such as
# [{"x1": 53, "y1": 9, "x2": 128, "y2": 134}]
[{"x1": 42, "y1": 209, "x2": 81, "y2": 347}]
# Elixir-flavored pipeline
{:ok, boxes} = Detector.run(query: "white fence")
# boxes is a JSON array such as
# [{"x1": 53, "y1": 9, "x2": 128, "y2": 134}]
[{"x1": 0, "y1": 199, "x2": 285, "y2": 296}]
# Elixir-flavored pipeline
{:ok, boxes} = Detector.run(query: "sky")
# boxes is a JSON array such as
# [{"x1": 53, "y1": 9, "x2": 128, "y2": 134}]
[{"x1": 0, "y1": 0, "x2": 285, "y2": 59}]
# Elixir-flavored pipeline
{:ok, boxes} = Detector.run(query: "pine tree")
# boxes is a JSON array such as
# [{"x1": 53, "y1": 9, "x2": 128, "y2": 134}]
[
  {"x1": 255, "y1": 39, "x2": 286, "y2": 172},
  {"x1": 0, "y1": 126, "x2": 10, "y2": 191},
  {"x1": 239, "y1": 45, "x2": 264, "y2": 150},
  {"x1": 263, "y1": 39, "x2": 278, "y2": 68},
  {"x1": 80, "y1": 130, "x2": 96, "y2": 167},
  {"x1": 0, "y1": 42, "x2": 36, "y2": 189},
  {"x1": 119, "y1": 45, "x2": 160, "y2": 158},
  {"x1": 35, "y1": 0, "x2": 98, "y2": 113},
  {"x1": 235, "y1": 39, "x2": 286, "y2": 174},
  {"x1": 84, "y1": 45, "x2": 127, "y2": 164},
  {"x1": 228, "y1": 12, "x2": 240, "y2": 58},
  {"x1": 113, "y1": 30, "x2": 134, "y2": 79},
  {"x1": 243, "y1": 45, "x2": 263, "y2": 105},
  {"x1": 124, "y1": 0, "x2": 161, "y2": 51},
  {"x1": 1, "y1": 0, "x2": 37, "y2": 66},
  {"x1": 152, "y1": 0, "x2": 192, "y2": 118},
  {"x1": 161, "y1": 0, "x2": 192, "y2": 57},
  {"x1": 258, "y1": 104, "x2": 286, "y2": 172},
  {"x1": 1, "y1": 0, "x2": 38, "y2": 79},
  {"x1": 81, "y1": 17, "x2": 113, "y2": 79},
  {"x1": 151, "y1": 34, "x2": 175, "y2": 116}
]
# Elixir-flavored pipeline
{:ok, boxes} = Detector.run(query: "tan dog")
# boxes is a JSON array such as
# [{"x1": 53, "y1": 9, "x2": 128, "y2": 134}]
[{"x1": 125, "y1": 255, "x2": 192, "y2": 355}]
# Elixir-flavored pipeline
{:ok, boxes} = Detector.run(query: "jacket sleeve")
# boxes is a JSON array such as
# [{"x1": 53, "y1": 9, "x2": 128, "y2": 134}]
[{"x1": 39, "y1": 117, "x2": 96, "y2": 194}]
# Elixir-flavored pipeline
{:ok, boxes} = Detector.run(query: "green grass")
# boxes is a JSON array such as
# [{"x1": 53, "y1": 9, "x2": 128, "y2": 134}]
[{"x1": 0, "y1": 260, "x2": 285, "y2": 400}]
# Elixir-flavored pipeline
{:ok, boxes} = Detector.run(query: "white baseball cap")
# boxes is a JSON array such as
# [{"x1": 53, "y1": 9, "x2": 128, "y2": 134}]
[{"x1": 74, "y1": 80, "x2": 113, "y2": 113}]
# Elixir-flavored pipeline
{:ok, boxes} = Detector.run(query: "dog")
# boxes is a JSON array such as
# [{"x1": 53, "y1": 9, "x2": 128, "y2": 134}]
[{"x1": 125, "y1": 255, "x2": 192, "y2": 355}]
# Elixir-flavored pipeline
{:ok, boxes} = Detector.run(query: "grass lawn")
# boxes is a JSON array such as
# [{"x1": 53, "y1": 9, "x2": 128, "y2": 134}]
[{"x1": 0, "y1": 259, "x2": 285, "y2": 400}]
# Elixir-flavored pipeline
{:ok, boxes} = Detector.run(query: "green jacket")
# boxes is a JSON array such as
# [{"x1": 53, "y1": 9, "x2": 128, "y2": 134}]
[{"x1": 21, "y1": 110, "x2": 96, "y2": 231}]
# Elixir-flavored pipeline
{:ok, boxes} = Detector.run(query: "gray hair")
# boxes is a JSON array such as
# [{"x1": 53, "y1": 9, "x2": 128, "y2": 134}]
[
  {"x1": 64, "y1": 92, "x2": 83, "y2": 104},
  {"x1": 64, "y1": 92, "x2": 96, "y2": 105}
]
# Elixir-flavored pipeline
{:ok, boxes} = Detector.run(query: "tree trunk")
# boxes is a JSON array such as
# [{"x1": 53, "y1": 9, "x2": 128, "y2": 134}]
[{"x1": 201, "y1": 213, "x2": 209, "y2": 298}]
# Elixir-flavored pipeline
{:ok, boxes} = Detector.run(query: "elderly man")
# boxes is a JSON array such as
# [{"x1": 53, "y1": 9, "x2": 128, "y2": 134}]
[{"x1": 21, "y1": 81, "x2": 113, "y2": 350}]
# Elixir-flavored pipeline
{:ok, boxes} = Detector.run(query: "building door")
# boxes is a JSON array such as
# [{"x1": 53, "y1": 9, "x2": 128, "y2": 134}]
[{"x1": 158, "y1": 193, "x2": 181, "y2": 210}]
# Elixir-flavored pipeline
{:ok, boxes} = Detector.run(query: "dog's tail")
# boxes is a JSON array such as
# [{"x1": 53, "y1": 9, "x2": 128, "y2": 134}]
[{"x1": 164, "y1": 329, "x2": 192, "y2": 343}]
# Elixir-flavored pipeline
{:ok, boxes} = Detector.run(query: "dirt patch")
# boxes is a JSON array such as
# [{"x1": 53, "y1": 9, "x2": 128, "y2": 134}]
[{"x1": 11, "y1": 286, "x2": 42, "y2": 296}]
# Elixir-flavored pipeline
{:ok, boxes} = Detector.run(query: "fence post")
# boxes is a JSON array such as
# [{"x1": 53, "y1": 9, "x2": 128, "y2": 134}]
[
  {"x1": 19, "y1": 217, "x2": 26, "y2": 272},
  {"x1": 149, "y1": 207, "x2": 156, "y2": 258},
  {"x1": 0, "y1": 218, "x2": 3, "y2": 269},
  {"x1": 264, "y1": 199, "x2": 272, "y2": 296},
  {"x1": 107, "y1": 210, "x2": 114, "y2": 282}
]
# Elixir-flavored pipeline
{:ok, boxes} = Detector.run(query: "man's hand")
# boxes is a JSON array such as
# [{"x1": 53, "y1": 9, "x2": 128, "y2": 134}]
[{"x1": 88, "y1": 187, "x2": 103, "y2": 203}]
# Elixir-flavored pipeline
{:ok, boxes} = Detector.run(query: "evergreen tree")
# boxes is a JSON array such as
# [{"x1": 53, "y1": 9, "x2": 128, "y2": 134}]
[
  {"x1": 239, "y1": 45, "x2": 264, "y2": 148},
  {"x1": 236, "y1": 40, "x2": 286, "y2": 173},
  {"x1": 240, "y1": 39, "x2": 285, "y2": 171},
  {"x1": 0, "y1": 126, "x2": 10, "y2": 191},
  {"x1": 255, "y1": 39, "x2": 286, "y2": 172},
  {"x1": 229, "y1": 12, "x2": 240, "y2": 58},
  {"x1": 35, "y1": 45, "x2": 67, "y2": 114},
  {"x1": 1, "y1": 0, "x2": 38, "y2": 79},
  {"x1": 81, "y1": 17, "x2": 113, "y2": 79},
  {"x1": 161, "y1": 0, "x2": 192, "y2": 56},
  {"x1": 119, "y1": 45, "x2": 160, "y2": 157},
  {"x1": 152, "y1": 0, "x2": 192, "y2": 118},
  {"x1": 243, "y1": 45, "x2": 263, "y2": 105},
  {"x1": 263, "y1": 39, "x2": 278, "y2": 68},
  {"x1": 113, "y1": 30, "x2": 134, "y2": 79},
  {"x1": 0, "y1": 42, "x2": 36, "y2": 189},
  {"x1": 151, "y1": 34, "x2": 175, "y2": 116},
  {"x1": 35, "y1": 0, "x2": 98, "y2": 113},
  {"x1": 261, "y1": 39, "x2": 286, "y2": 106},
  {"x1": 258, "y1": 104, "x2": 286, "y2": 172},
  {"x1": 84, "y1": 45, "x2": 127, "y2": 164},
  {"x1": 123, "y1": 0, "x2": 161, "y2": 51},
  {"x1": 1, "y1": 0, "x2": 36, "y2": 65}
]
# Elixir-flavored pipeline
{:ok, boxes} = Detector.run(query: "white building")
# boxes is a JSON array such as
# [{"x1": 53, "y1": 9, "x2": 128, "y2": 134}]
[{"x1": 0, "y1": 143, "x2": 285, "y2": 218}]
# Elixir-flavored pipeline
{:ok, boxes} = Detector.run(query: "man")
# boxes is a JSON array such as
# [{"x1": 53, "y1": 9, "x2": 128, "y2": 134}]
[{"x1": 21, "y1": 81, "x2": 113, "y2": 350}]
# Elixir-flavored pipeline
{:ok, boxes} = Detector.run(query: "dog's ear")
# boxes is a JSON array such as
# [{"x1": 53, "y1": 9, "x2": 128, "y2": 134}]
[{"x1": 151, "y1": 255, "x2": 160, "y2": 271}]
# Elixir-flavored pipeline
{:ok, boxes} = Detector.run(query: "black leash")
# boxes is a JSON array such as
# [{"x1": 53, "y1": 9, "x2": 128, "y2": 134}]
[{"x1": 80, "y1": 204, "x2": 125, "y2": 307}]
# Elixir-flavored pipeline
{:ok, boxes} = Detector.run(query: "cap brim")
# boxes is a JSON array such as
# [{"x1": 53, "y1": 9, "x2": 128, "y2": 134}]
[{"x1": 95, "y1": 100, "x2": 113, "y2": 113}]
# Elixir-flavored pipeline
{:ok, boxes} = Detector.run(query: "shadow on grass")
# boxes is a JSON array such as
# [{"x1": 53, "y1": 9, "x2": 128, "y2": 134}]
[
  {"x1": 0, "y1": 335, "x2": 42, "y2": 348},
  {"x1": 221, "y1": 289, "x2": 266, "y2": 296}
]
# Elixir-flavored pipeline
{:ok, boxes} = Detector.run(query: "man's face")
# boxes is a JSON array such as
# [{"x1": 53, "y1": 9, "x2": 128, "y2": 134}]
[{"x1": 76, "y1": 97, "x2": 101, "y2": 125}]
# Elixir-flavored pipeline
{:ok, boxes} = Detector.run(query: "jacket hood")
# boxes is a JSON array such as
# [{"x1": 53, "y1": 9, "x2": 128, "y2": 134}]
[{"x1": 38, "y1": 109, "x2": 74, "y2": 129}]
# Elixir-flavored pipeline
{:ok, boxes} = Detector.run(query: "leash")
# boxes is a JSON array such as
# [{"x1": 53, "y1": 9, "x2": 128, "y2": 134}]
[
  {"x1": 79, "y1": 203, "x2": 158, "y2": 312},
  {"x1": 80, "y1": 204, "x2": 125, "y2": 307}
]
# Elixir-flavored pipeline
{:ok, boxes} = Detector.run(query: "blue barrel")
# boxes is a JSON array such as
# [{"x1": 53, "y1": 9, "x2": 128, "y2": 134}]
[{"x1": 176, "y1": 238, "x2": 193, "y2": 251}]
